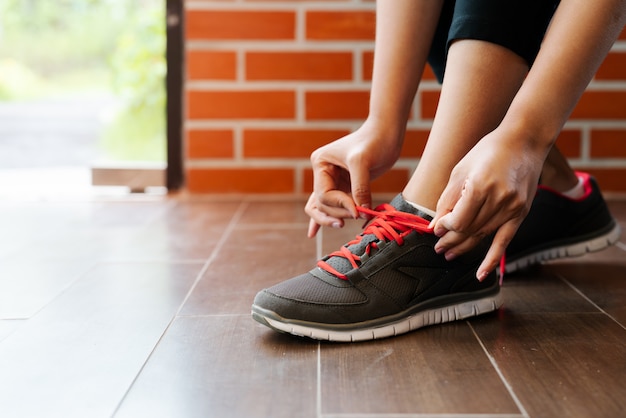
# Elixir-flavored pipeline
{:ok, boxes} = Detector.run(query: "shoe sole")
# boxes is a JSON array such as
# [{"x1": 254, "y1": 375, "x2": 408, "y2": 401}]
[
  {"x1": 251, "y1": 291, "x2": 503, "y2": 342},
  {"x1": 505, "y1": 222, "x2": 622, "y2": 273}
]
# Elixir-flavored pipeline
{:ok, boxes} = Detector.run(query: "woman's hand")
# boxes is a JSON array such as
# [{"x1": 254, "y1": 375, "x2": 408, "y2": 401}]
[
  {"x1": 430, "y1": 128, "x2": 546, "y2": 280},
  {"x1": 305, "y1": 120, "x2": 403, "y2": 237}
]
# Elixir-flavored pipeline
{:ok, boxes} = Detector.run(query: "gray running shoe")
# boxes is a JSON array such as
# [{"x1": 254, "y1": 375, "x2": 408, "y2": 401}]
[
  {"x1": 252, "y1": 194, "x2": 503, "y2": 342},
  {"x1": 506, "y1": 172, "x2": 621, "y2": 273}
]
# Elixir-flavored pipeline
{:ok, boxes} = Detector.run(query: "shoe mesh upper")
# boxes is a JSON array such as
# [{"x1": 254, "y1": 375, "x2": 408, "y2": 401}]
[{"x1": 318, "y1": 194, "x2": 432, "y2": 279}]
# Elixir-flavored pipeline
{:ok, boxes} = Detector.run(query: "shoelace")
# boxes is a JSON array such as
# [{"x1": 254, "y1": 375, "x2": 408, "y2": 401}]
[{"x1": 317, "y1": 203, "x2": 433, "y2": 280}]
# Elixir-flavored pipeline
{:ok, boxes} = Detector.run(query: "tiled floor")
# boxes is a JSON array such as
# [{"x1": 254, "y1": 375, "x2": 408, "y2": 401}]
[{"x1": 0, "y1": 194, "x2": 624, "y2": 418}]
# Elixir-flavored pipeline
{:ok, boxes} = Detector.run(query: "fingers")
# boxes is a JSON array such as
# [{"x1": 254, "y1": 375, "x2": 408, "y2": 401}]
[
  {"x1": 432, "y1": 179, "x2": 482, "y2": 237},
  {"x1": 305, "y1": 193, "x2": 344, "y2": 238},
  {"x1": 476, "y1": 222, "x2": 518, "y2": 281},
  {"x1": 431, "y1": 177, "x2": 527, "y2": 280}
]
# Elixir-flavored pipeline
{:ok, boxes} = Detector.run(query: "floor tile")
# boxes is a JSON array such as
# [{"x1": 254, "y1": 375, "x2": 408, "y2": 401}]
[
  {"x1": 106, "y1": 201, "x2": 243, "y2": 261},
  {"x1": 238, "y1": 200, "x2": 310, "y2": 226},
  {"x1": 472, "y1": 312, "x2": 626, "y2": 418},
  {"x1": 115, "y1": 315, "x2": 319, "y2": 418},
  {"x1": 0, "y1": 259, "x2": 94, "y2": 318},
  {"x1": 0, "y1": 262, "x2": 202, "y2": 418},
  {"x1": 180, "y1": 227, "x2": 317, "y2": 315},
  {"x1": 0, "y1": 320, "x2": 22, "y2": 342},
  {"x1": 544, "y1": 251, "x2": 626, "y2": 326},
  {"x1": 320, "y1": 321, "x2": 520, "y2": 415},
  {"x1": 499, "y1": 266, "x2": 600, "y2": 314}
]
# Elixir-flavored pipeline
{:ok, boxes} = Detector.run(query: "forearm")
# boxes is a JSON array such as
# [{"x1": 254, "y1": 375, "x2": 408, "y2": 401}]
[
  {"x1": 368, "y1": 0, "x2": 442, "y2": 137},
  {"x1": 501, "y1": 0, "x2": 626, "y2": 155}
]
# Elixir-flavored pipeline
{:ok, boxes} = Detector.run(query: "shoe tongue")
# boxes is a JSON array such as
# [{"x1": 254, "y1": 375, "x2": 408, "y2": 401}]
[
  {"x1": 389, "y1": 194, "x2": 433, "y2": 221},
  {"x1": 323, "y1": 194, "x2": 427, "y2": 276}
]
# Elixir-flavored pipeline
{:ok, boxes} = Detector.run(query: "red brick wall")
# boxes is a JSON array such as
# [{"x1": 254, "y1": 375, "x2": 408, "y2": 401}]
[{"x1": 183, "y1": 1, "x2": 626, "y2": 194}]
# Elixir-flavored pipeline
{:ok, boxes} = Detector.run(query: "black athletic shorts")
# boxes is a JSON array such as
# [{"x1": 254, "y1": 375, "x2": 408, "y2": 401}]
[{"x1": 428, "y1": 0, "x2": 561, "y2": 83}]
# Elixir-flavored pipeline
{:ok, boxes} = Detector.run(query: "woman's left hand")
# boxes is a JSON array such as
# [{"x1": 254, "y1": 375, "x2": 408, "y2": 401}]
[{"x1": 430, "y1": 128, "x2": 546, "y2": 280}]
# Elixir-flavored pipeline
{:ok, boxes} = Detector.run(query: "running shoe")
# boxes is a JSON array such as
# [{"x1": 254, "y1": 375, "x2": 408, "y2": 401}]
[
  {"x1": 252, "y1": 194, "x2": 502, "y2": 342},
  {"x1": 505, "y1": 171, "x2": 621, "y2": 272}
]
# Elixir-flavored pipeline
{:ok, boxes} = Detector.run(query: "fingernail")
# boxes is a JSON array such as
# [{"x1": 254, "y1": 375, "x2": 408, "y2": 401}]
[
  {"x1": 476, "y1": 270, "x2": 488, "y2": 282},
  {"x1": 331, "y1": 222, "x2": 342, "y2": 229},
  {"x1": 445, "y1": 252, "x2": 456, "y2": 261}
]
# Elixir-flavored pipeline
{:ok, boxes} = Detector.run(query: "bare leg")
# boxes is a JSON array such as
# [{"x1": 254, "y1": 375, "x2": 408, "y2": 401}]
[
  {"x1": 402, "y1": 39, "x2": 530, "y2": 210},
  {"x1": 540, "y1": 146, "x2": 579, "y2": 191}
]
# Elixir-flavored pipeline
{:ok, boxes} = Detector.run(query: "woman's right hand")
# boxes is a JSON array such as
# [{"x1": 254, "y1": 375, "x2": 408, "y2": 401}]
[{"x1": 305, "y1": 120, "x2": 404, "y2": 237}]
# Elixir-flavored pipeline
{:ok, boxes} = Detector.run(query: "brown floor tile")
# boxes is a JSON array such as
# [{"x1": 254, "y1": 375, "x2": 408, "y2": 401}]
[
  {"x1": 472, "y1": 312, "x2": 626, "y2": 418},
  {"x1": 0, "y1": 262, "x2": 202, "y2": 418},
  {"x1": 0, "y1": 195, "x2": 623, "y2": 418},
  {"x1": 499, "y1": 266, "x2": 601, "y2": 314},
  {"x1": 320, "y1": 321, "x2": 520, "y2": 415},
  {"x1": 238, "y1": 200, "x2": 310, "y2": 226},
  {"x1": 107, "y1": 200, "x2": 243, "y2": 261},
  {"x1": 116, "y1": 315, "x2": 319, "y2": 418},
  {"x1": 180, "y1": 227, "x2": 317, "y2": 315},
  {"x1": 543, "y1": 249, "x2": 626, "y2": 325},
  {"x1": 0, "y1": 259, "x2": 94, "y2": 318},
  {"x1": 0, "y1": 201, "x2": 171, "y2": 262}
]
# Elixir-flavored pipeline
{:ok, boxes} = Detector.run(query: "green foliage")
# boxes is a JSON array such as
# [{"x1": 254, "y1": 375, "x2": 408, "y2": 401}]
[
  {"x1": 0, "y1": 0, "x2": 166, "y2": 162},
  {"x1": 0, "y1": 0, "x2": 131, "y2": 78},
  {"x1": 0, "y1": 59, "x2": 46, "y2": 100},
  {"x1": 102, "y1": 4, "x2": 166, "y2": 161}
]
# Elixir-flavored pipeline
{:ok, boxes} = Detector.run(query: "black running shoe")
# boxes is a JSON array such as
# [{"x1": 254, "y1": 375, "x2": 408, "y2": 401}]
[
  {"x1": 506, "y1": 172, "x2": 621, "y2": 273},
  {"x1": 252, "y1": 194, "x2": 502, "y2": 342}
]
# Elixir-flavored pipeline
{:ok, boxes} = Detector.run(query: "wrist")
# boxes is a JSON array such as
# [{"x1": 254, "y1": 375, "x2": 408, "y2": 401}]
[
  {"x1": 361, "y1": 115, "x2": 407, "y2": 147},
  {"x1": 498, "y1": 110, "x2": 559, "y2": 159}
]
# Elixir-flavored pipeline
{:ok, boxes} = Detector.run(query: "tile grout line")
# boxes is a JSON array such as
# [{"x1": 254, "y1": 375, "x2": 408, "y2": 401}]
[
  {"x1": 320, "y1": 414, "x2": 524, "y2": 418},
  {"x1": 467, "y1": 322, "x2": 531, "y2": 418},
  {"x1": 110, "y1": 200, "x2": 250, "y2": 417},
  {"x1": 317, "y1": 342, "x2": 322, "y2": 418},
  {"x1": 173, "y1": 200, "x2": 250, "y2": 318},
  {"x1": 557, "y1": 273, "x2": 626, "y2": 331}
]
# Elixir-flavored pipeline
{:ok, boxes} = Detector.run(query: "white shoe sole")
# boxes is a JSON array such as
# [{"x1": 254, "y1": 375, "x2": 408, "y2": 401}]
[
  {"x1": 252, "y1": 292, "x2": 504, "y2": 342},
  {"x1": 505, "y1": 223, "x2": 622, "y2": 273}
]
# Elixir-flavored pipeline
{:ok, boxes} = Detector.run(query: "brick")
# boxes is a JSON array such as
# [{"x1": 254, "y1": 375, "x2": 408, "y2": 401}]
[
  {"x1": 246, "y1": 52, "x2": 352, "y2": 81},
  {"x1": 554, "y1": 130, "x2": 582, "y2": 159},
  {"x1": 243, "y1": 129, "x2": 350, "y2": 158},
  {"x1": 580, "y1": 168, "x2": 626, "y2": 193},
  {"x1": 422, "y1": 65, "x2": 438, "y2": 81},
  {"x1": 301, "y1": 168, "x2": 410, "y2": 194},
  {"x1": 187, "y1": 168, "x2": 294, "y2": 193},
  {"x1": 420, "y1": 91, "x2": 441, "y2": 119},
  {"x1": 306, "y1": 11, "x2": 375, "y2": 40},
  {"x1": 400, "y1": 130, "x2": 430, "y2": 158},
  {"x1": 595, "y1": 52, "x2": 626, "y2": 80},
  {"x1": 186, "y1": 10, "x2": 295, "y2": 40},
  {"x1": 571, "y1": 91, "x2": 626, "y2": 119},
  {"x1": 590, "y1": 129, "x2": 626, "y2": 158},
  {"x1": 187, "y1": 130, "x2": 234, "y2": 159},
  {"x1": 187, "y1": 51, "x2": 236, "y2": 80},
  {"x1": 187, "y1": 91, "x2": 295, "y2": 119},
  {"x1": 305, "y1": 91, "x2": 370, "y2": 120}
]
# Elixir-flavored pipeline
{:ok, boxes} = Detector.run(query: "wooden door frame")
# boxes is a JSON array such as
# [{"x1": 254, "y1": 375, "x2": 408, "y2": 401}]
[{"x1": 166, "y1": 0, "x2": 184, "y2": 190}]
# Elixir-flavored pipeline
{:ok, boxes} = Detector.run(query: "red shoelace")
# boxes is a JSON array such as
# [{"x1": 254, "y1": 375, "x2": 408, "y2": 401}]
[{"x1": 317, "y1": 203, "x2": 434, "y2": 280}]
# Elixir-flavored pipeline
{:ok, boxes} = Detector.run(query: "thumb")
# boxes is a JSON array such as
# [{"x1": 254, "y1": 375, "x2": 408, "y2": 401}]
[
  {"x1": 348, "y1": 163, "x2": 372, "y2": 210},
  {"x1": 429, "y1": 178, "x2": 466, "y2": 230}
]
